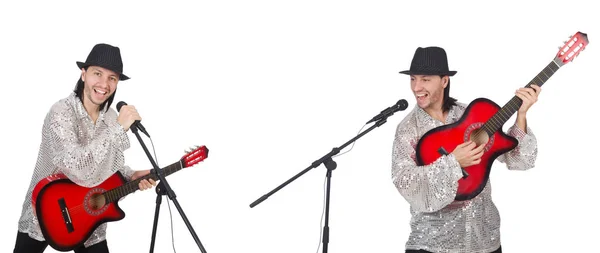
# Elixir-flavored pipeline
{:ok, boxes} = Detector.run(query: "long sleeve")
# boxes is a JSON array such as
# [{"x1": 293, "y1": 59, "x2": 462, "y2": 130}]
[
  {"x1": 497, "y1": 124, "x2": 538, "y2": 170},
  {"x1": 391, "y1": 123, "x2": 465, "y2": 213},
  {"x1": 46, "y1": 105, "x2": 130, "y2": 188},
  {"x1": 119, "y1": 165, "x2": 135, "y2": 180}
]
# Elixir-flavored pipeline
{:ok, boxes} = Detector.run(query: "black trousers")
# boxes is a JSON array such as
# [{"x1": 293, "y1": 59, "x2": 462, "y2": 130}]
[
  {"x1": 407, "y1": 246, "x2": 501, "y2": 253},
  {"x1": 13, "y1": 232, "x2": 109, "y2": 253}
]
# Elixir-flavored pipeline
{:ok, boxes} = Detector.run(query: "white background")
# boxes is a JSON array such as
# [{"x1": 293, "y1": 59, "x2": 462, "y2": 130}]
[{"x1": 1, "y1": 1, "x2": 598, "y2": 252}]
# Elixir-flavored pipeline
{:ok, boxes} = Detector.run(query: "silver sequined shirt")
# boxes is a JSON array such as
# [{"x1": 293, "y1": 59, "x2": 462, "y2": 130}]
[
  {"x1": 392, "y1": 102, "x2": 537, "y2": 253},
  {"x1": 17, "y1": 92, "x2": 135, "y2": 248}
]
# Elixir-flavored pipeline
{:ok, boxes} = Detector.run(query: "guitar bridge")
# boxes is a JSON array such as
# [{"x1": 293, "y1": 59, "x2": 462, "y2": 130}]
[
  {"x1": 58, "y1": 198, "x2": 74, "y2": 233},
  {"x1": 438, "y1": 147, "x2": 469, "y2": 179}
]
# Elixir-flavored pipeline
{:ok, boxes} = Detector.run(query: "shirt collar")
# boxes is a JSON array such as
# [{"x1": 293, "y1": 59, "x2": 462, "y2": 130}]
[
  {"x1": 69, "y1": 92, "x2": 107, "y2": 123},
  {"x1": 414, "y1": 104, "x2": 459, "y2": 126}
]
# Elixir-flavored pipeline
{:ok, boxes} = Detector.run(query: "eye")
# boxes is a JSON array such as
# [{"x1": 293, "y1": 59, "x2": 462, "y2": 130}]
[
  {"x1": 94, "y1": 72, "x2": 101, "y2": 76},
  {"x1": 110, "y1": 77, "x2": 117, "y2": 82}
]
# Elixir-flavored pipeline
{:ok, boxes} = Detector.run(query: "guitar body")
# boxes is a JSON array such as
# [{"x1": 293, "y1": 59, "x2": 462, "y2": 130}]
[
  {"x1": 31, "y1": 172, "x2": 127, "y2": 251},
  {"x1": 415, "y1": 98, "x2": 518, "y2": 201},
  {"x1": 30, "y1": 145, "x2": 209, "y2": 252}
]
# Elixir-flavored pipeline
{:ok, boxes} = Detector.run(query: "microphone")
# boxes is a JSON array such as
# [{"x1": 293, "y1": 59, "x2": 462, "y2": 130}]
[
  {"x1": 366, "y1": 99, "x2": 409, "y2": 124},
  {"x1": 116, "y1": 101, "x2": 150, "y2": 137}
]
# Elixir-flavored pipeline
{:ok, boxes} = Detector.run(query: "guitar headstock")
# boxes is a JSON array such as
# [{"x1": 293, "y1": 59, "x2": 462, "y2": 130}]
[
  {"x1": 181, "y1": 145, "x2": 209, "y2": 168},
  {"x1": 555, "y1": 31, "x2": 589, "y2": 67}
]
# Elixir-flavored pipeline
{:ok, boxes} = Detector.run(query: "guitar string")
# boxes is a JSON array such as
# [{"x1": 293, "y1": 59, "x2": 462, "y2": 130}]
[
  {"x1": 64, "y1": 178, "x2": 144, "y2": 215},
  {"x1": 64, "y1": 168, "x2": 167, "y2": 214},
  {"x1": 64, "y1": 148, "x2": 200, "y2": 218},
  {"x1": 466, "y1": 62, "x2": 557, "y2": 155}
]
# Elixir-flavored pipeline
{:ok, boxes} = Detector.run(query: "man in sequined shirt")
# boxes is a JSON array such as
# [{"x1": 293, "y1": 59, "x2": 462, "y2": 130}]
[
  {"x1": 392, "y1": 47, "x2": 541, "y2": 253},
  {"x1": 13, "y1": 43, "x2": 157, "y2": 253}
]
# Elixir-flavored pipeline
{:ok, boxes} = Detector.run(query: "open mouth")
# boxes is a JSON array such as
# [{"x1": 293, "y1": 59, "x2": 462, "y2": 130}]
[
  {"x1": 416, "y1": 93, "x2": 428, "y2": 101},
  {"x1": 94, "y1": 89, "x2": 107, "y2": 96}
]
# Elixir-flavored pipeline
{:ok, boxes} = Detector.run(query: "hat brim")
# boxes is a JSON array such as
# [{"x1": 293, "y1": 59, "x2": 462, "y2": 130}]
[
  {"x1": 399, "y1": 70, "x2": 457, "y2": 76},
  {"x1": 76, "y1": 61, "x2": 130, "y2": 80}
]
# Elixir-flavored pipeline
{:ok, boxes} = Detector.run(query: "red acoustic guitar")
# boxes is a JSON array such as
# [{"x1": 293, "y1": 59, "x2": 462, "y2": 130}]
[
  {"x1": 415, "y1": 31, "x2": 589, "y2": 201},
  {"x1": 31, "y1": 145, "x2": 209, "y2": 251}
]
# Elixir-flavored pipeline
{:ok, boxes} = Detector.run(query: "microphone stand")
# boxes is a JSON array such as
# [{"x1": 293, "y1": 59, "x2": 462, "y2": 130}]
[
  {"x1": 249, "y1": 106, "x2": 404, "y2": 253},
  {"x1": 128, "y1": 126, "x2": 208, "y2": 253}
]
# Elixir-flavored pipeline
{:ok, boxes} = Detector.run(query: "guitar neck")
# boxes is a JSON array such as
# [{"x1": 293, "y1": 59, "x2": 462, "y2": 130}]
[
  {"x1": 103, "y1": 160, "x2": 183, "y2": 203},
  {"x1": 482, "y1": 58, "x2": 561, "y2": 135}
]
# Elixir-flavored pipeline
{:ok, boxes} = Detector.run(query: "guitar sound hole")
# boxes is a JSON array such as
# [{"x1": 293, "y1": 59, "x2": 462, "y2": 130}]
[
  {"x1": 464, "y1": 122, "x2": 495, "y2": 152},
  {"x1": 83, "y1": 188, "x2": 109, "y2": 216},
  {"x1": 469, "y1": 129, "x2": 489, "y2": 146},
  {"x1": 88, "y1": 194, "x2": 106, "y2": 210}
]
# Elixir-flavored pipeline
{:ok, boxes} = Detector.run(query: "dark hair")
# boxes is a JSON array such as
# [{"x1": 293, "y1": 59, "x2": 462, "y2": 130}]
[
  {"x1": 74, "y1": 66, "x2": 116, "y2": 112},
  {"x1": 441, "y1": 75, "x2": 457, "y2": 112}
]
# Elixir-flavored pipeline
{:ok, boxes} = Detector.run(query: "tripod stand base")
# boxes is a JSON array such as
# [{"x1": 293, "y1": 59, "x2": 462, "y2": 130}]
[
  {"x1": 147, "y1": 179, "x2": 208, "y2": 253},
  {"x1": 149, "y1": 183, "x2": 167, "y2": 253}
]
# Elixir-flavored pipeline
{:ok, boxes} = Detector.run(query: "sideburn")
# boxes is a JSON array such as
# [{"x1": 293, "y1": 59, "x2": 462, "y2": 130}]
[
  {"x1": 441, "y1": 76, "x2": 457, "y2": 112},
  {"x1": 73, "y1": 76, "x2": 116, "y2": 112}
]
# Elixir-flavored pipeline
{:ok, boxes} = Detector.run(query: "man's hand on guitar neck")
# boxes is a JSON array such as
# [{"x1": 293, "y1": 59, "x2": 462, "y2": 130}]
[
  {"x1": 131, "y1": 170, "x2": 157, "y2": 191},
  {"x1": 515, "y1": 84, "x2": 542, "y2": 133}
]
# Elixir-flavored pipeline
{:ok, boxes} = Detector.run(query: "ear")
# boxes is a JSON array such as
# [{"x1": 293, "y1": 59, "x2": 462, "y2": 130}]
[
  {"x1": 81, "y1": 68, "x2": 86, "y2": 82},
  {"x1": 442, "y1": 76, "x2": 448, "y2": 88}
]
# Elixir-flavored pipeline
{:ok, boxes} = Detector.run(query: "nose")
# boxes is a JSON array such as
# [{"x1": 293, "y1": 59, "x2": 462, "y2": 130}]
[
  {"x1": 98, "y1": 77, "x2": 110, "y2": 88},
  {"x1": 411, "y1": 80, "x2": 423, "y2": 92}
]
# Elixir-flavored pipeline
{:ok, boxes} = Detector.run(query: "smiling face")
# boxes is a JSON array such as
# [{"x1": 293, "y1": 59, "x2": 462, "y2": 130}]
[
  {"x1": 80, "y1": 66, "x2": 119, "y2": 113},
  {"x1": 411, "y1": 74, "x2": 447, "y2": 114}
]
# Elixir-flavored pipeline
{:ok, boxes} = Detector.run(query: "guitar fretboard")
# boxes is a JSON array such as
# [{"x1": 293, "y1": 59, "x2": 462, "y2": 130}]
[
  {"x1": 482, "y1": 59, "x2": 561, "y2": 135},
  {"x1": 103, "y1": 160, "x2": 183, "y2": 203}
]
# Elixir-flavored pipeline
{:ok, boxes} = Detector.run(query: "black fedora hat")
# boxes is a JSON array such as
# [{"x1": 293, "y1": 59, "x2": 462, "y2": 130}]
[
  {"x1": 399, "y1": 46, "x2": 457, "y2": 76},
  {"x1": 76, "y1": 43, "x2": 130, "y2": 80}
]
